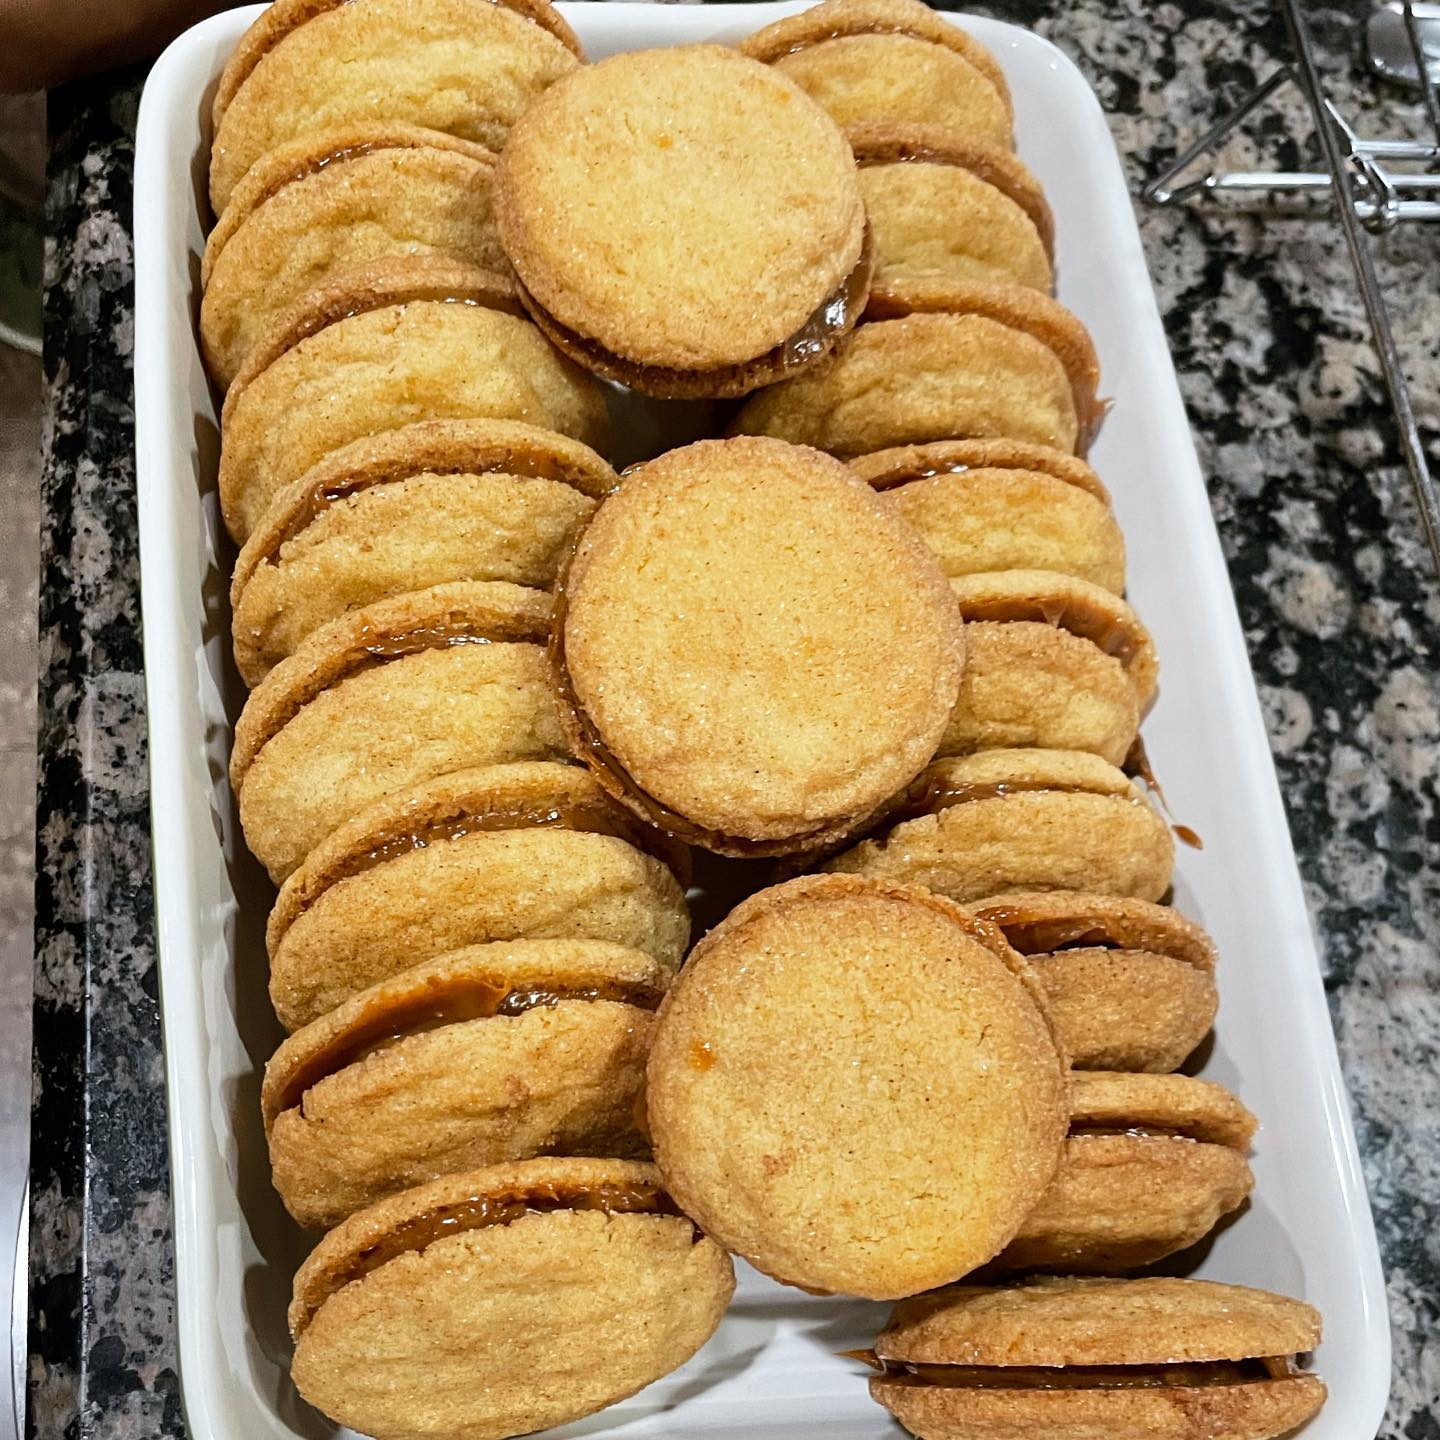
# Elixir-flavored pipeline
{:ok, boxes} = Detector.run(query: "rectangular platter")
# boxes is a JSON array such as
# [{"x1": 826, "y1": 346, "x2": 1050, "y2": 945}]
[{"x1": 132, "y1": 5, "x2": 1391, "y2": 1437}]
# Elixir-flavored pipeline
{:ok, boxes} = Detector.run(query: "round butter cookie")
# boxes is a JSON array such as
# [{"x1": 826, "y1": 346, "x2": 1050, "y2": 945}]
[
  {"x1": 218, "y1": 257, "x2": 608, "y2": 542},
  {"x1": 209, "y1": 0, "x2": 580, "y2": 215},
  {"x1": 973, "y1": 891, "x2": 1218, "y2": 1071},
  {"x1": 647, "y1": 874, "x2": 1067, "y2": 1299},
  {"x1": 231, "y1": 420, "x2": 614, "y2": 686},
  {"x1": 996, "y1": 1071, "x2": 1256, "y2": 1273},
  {"x1": 267, "y1": 762, "x2": 690, "y2": 1031},
  {"x1": 868, "y1": 1275, "x2": 1326, "y2": 1440},
  {"x1": 289, "y1": 1158, "x2": 734, "y2": 1440},
  {"x1": 824, "y1": 749, "x2": 1175, "y2": 904},
  {"x1": 850, "y1": 123, "x2": 1052, "y2": 294},
  {"x1": 941, "y1": 570, "x2": 1157, "y2": 765},
  {"x1": 496, "y1": 45, "x2": 870, "y2": 397},
  {"x1": 265, "y1": 939, "x2": 669, "y2": 1228},
  {"x1": 851, "y1": 439, "x2": 1125, "y2": 593},
  {"x1": 732, "y1": 279, "x2": 1099, "y2": 458},
  {"x1": 200, "y1": 125, "x2": 503, "y2": 388},
  {"x1": 232, "y1": 581, "x2": 565, "y2": 883},
  {"x1": 742, "y1": 0, "x2": 1012, "y2": 144},
  {"x1": 555, "y1": 437, "x2": 963, "y2": 855}
]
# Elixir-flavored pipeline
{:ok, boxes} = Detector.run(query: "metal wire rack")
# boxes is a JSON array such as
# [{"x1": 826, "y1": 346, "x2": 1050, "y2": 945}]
[{"x1": 1144, "y1": 0, "x2": 1440, "y2": 572}]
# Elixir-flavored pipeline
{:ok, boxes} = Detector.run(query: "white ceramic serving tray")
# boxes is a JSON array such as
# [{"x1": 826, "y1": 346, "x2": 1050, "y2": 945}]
[{"x1": 133, "y1": 5, "x2": 1391, "y2": 1437}]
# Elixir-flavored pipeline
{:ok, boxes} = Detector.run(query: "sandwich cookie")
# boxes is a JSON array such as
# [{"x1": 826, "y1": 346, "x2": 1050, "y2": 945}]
[
  {"x1": 231, "y1": 420, "x2": 615, "y2": 687},
  {"x1": 741, "y1": 0, "x2": 1012, "y2": 145},
  {"x1": 866, "y1": 1275, "x2": 1326, "y2": 1440},
  {"x1": 264, "y1": 939, "x2": 669, "y2": 1229},
  {"x1": 941, "y1": 570, "x2": 1158, "y2": 766},
  {"x1": 209, "y1": 0, "x2": 581, "y2": 216},
  {"x1": 555, "y1": 438, "x2": 964, "y2": 855},
  {"x1": 972, "y1": 892, "x2": 1218, "y2": 1072},
  {"x1": 824, "y1": 750, "x2": 1175, "y2": 904},
  {"x1": 851, "y1": 439, "x2": 1125, "y2": 593},
  {"x1": 647, "y1": 874, "x2": 1068, "y2": 1299},
  {"x1": 233, "y1": 582, "x2": 566, "y2": 883},
  {"x1": 733, "y1": 278, "x2": 1101, "y2": 458},
  {"x1": 850, "y1": 124, "x2": 1053, "y2": 295},
  {"x1": 200, "y1": 124, "x2": 504, "y2": 390},
  {"x1": 267, "y1": 762, "x2": 690, "y2": 1031},
  {"x1": 495, "y1": 46, "x2": 870, "y2": 398},
  {"x1": 289, "y1": 1158, "x2": 734, "y2": 1440},
  {"x1": 218, "y1": 257, "x2": 608, "y2": 543},
  {"x1": 995, "y1": 1071, "x2": 1256, "y2": 1273}
]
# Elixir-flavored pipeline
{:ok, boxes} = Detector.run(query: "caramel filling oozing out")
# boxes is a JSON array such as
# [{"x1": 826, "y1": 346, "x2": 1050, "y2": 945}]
[
  {"x1": 860, "y1": 1354, "x2": 1295, "y2": 1391},
  {"x1": 333, "y1": 1181, "x2": 685, "y2": 1295},
  {"x1": 262, "y1": 451, "x2": 612, "y2": 566},
  {"x1": 957, "y1": 592, "x2": 1145, "y2": 669},
  {"x1": 525, "y1": 226, "x2": 873, "y2": 393},
  {"x1": 273, "y1": 973, "x2": 663, "y2": 1118},
  {"x1": 1125, "y1": 736, "x2": 1203, "y2": 851},
  {"x1": 884, "y1": 775, "x2": 1123, "y2": 831},
  {"x1": 866, "y1": 458, "x2": 1090, "y2": 496}
]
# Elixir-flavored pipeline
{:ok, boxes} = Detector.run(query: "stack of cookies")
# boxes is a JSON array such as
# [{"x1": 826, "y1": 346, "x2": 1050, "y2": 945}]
[{"x1": 197, "y1": 2, "x2": 1328, "y2": 1438}]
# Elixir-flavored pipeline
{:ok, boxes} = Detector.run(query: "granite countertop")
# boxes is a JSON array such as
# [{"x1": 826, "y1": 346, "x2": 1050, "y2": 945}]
[{"x1": 28, "y1": 1, "x2": 1440, "y2": 1435}]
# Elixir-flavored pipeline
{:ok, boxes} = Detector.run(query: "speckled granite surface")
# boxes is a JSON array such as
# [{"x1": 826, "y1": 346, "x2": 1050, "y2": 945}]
[{"x1": 29, "y1": 2, "x2": 1439, "y2": 1436}]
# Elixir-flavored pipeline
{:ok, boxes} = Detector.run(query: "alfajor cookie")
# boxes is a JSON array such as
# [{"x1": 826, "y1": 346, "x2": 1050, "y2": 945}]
[
  {"x1": 941, "y1": 570, "x2": 1158, "y2": 765},
  {"x1": 209, "y1": 0, "x2": 581, "y2": 216},
  {"x1": 995, "y1": 1071, "x2": 1256, "y2": 1273},
  {"x1": 200, "y1": 125, "x2": 504, "y2": 389},
  {"x1": 233, "y1": 581, "x2": 565, "y2": 883},
  {"x1": 850, "y1": 124, "x2": 1052, "y2": 295},
  {"x1": 264, "y1": 939, "x2": 669, "y2": 1228},
  {"x1": 852, "y1": 439, "x2": 1125, "y2": 592},
  {"x1": 742, "y1": 0, "x2": 1012, "y2": 146},
  {"x1": 555, "y1": 438, "x2": 964, "y2": 855},
  {"x1": 496, "y1": 46, "x2": 870, "y2": 398},
  {"x1": 289, "y1": 1158, "x2": 734, "y2": 1440},
  {"x1": 824, "y1": 749, "x2": 1175, "y2": 904},
  {"x1": 867, "y1": 1275, "x2": 1326, "y2": 1440},
  {"x1": 973, "y1": 892, "x2": 1218, "y2": 1072},
  {"x1": 647, "y1": 874, "x2": 1068, "y2": 1299},
  {"x1": 268, "y1": 762, "x2": 690, "y2": 1031},
  {"x1": 218, "y1": 257, "x2": 608, "y2": 543},
  {"x1": 733, "y1": 278, "x2": 1101, "y2": 458},
  {"x1": 231, "y1": 420, "x2": 615, "y2": 687}
]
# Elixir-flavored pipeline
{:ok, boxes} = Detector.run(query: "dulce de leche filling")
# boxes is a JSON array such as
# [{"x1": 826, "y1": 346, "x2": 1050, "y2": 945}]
[
  {"x1": 976, "y1": 913, "x2": 1127, "y2": 955},
  {"x1": 242, "y1": 614, "x2": 547, "y2": 772},
  {"x1": 301, "y1": 1180, "x2": 687, "y2": 1333},
  {"x1": 774, "y1": 21, "x2": 975, "y2": 61},
  {"x1": 957, "y1": 591, "x2": 1147, "y2": 670},
  {"x1": 522, "y1": 225, "x2": 872, "y2": 395},
  {"x1": 1068, "y1": 1125, "x2": 1202, "y2": 1142},
  {"x1": 271, "y1": 971, "x2": 664, "y2": 1120},
  {"x1": 860, "y1": 1354, "x2": 1295, "y2": 1390},
  {"x1": 326, "y1": 795, "x2": 680, "y2": 887},
  {"x1": 883, "y1": 774, "x2": 1123, "y2": 831}
]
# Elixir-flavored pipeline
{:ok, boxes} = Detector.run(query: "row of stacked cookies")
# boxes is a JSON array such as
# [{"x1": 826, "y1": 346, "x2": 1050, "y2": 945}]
[
  {"x1": 731, "y1": 10, "x2": 1326, "y2": 1439},
  {"x1": 200, "y1": 6, "x2": 732, "y2": 1427},
  {"x1": 195, "y1": 0, "x2": 1328, "y2": 1437}
]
